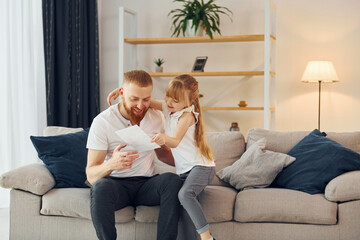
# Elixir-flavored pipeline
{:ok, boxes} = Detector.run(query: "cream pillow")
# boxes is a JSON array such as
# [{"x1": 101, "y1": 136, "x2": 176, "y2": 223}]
[
  {"x1": 0, "y1": 163, "x2": 55, "y2": 195},
  {"x1": 325, "y1": 170, "x2": 360, "y2": 202},
  {"x1": 217, "y1": 138, "x2": 296, "y2": 191}
]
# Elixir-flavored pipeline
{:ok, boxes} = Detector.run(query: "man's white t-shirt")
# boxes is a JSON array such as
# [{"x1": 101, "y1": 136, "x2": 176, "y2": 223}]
[{"x1": 86, "y1": 103, "x2": 165, "y2": 178}]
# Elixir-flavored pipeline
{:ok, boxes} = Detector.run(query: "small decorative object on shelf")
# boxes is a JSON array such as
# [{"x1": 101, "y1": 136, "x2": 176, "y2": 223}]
[
  {"x1": 229, "y1": 122, "x2": 240, "y2": 131},
  {"x1": 192, "y1": 56, "x2": 208, "y2": 72},
  {"x1": 238, "y1": 100, "x2": 247, "y2": 107},
  {"x1": 154, "y1": 58, "x2": 165, "y2": 72},
  {"x1": 168, "y1": 0, "x2": 233, "y2": 39}
]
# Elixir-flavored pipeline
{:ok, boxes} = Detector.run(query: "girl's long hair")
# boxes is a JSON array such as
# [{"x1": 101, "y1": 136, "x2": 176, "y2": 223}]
[{"x1": 166, "y1": 75, "x2": 214, "y2": 161}]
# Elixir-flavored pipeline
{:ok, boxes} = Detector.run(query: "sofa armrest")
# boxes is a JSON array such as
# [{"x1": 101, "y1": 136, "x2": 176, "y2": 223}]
[
  {"x1": 0, "y1": 163, "x2": 55, "y2": 195},
  {"x1": 325, "y1": 170, "x2": 360, "y2": 202}
]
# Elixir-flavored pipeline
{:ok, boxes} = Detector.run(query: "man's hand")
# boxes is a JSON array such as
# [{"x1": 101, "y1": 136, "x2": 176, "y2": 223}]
[
  {"x1": 107, "y1": 88, "x2": 121, "y2": 106},
  {"x1": 151, "y1": 134, "x2": 167, "y2": 146},
  {"x1": 106, "y1": 144, "x2": 139, "y2": 170}
]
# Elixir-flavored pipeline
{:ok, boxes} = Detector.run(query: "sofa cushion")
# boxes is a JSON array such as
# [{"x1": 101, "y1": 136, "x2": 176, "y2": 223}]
[
  {"x1": 207, "y1": 131, "x2": 246, "y2": 173},
  {"x1": 274, "y1": 129, "x2": 360, "y2": 194},
  {"x1": 217, "y1": 138, "x2": 296, "y2": 190},
  {"x1": 30, "y1": 129, "x2": 90, "y2": 188},
  {"x1": 41, "y1": 188, "x2": 134, "y2": 223},
  {"x1": 325, "y1": 170, "x2": 360, "y2": 202},
  {"x1": 135, "y1": 186, "x2": 237, "y2": 223},
  {"x1": 247, "y1": 128, "x2": 309, "y2": 153},
  {"x1": 0, "y1": 163, "x2": 55, "y2": 195},
  {"x1": 247, "y1": 128, "x2": 360, "y2": 154},
  {"x1": 234, "y1": 188, "x2": 337, "y2": 225}
]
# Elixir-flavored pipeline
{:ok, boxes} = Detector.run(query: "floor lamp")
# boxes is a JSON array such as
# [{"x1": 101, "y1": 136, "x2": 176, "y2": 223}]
[{"x1": 301, "y1": 61, "x2": 339, "y2": 131}]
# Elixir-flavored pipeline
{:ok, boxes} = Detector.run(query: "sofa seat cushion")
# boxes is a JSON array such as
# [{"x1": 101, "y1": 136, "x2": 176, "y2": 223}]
[
  {"x1": 41, "y1": 188, "x2": 134, "y2": 223},
  {"x1": 234, "y1": 188, "x2": 337, "y2": 225},
  {"x1": 135, "y1": 186, "x2": 237, "y2": 223}
]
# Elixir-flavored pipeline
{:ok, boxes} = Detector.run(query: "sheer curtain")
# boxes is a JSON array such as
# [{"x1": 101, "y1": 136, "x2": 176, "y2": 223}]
[{"x1": 0, "y1": 0, "x2": 47, "y2": 208}]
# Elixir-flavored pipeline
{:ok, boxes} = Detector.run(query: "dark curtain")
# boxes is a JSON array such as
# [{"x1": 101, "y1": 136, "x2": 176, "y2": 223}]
[{"x1": 43, "y1": 0, "x2": 100, "y2": 128}]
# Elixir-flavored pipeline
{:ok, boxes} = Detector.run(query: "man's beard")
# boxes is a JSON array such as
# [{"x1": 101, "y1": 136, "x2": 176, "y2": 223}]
[{"x1": 123, "y1": 100, "x2": 148, "y2": 125}]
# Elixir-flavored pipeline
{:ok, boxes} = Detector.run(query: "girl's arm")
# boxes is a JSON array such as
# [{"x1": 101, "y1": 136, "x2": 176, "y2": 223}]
[
  {"x1": 151, "y1": 112, "x2": 195, "y2": 148},
  {"x1": 150, "y1": 99, "x2": 163, "y2": 111},
  {"x1": 107, "y1": 88, "x2": 121, "y2": 106}
]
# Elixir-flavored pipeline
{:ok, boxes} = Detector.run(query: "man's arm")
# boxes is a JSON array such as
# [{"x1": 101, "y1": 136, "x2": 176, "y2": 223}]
[
  {"x1": 86, "y1": 149, "x2": 112, "y2": 185},
  {"x1": 86, "y1": 144, "x2": 139, "y2": 185},
  {"x1": 154, "y1": 145, "x2": 175, "y2": 166}
]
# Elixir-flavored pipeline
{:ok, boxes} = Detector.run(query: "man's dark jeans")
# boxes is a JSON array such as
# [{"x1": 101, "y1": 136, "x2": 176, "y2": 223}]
[{"x1": 90, "y1": 173, "x2": 183, "y2": 240}]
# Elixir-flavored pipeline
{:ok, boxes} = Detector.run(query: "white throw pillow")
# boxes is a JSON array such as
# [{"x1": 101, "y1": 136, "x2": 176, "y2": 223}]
[{"x1": 217, "y1": 137, "x2": 296, "y2": 191}]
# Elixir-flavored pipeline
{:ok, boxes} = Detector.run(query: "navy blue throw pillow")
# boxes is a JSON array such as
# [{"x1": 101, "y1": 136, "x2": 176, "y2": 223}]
[
  {"x1": 274, "y1": 129, "x2": 360, "y2": 194},
  {"x1": 30, "y1": 129, "x2": 90, "y2": 188}
]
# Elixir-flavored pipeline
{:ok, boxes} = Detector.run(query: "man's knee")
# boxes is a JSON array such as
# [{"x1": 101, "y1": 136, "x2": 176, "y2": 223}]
[
  {"x1": 159, "y1": 172, "x2": 183, "y2": 193},
  {"x1": 163, "y1": 172, "x2": 182, "y2": 186},
  {"x1": 90, "y1": 178, "x2": 115, "y2": 203}
]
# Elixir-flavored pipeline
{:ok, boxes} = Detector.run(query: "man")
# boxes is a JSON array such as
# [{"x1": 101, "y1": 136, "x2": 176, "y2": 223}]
[{"x1": 86, "y1": 70, "x2": 183, "y2": 240}]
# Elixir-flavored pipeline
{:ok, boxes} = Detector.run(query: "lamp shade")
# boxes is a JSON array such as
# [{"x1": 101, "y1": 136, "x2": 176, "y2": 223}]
[{"x1": 301, "y1": 61, "x2": 339, "y2": 83}]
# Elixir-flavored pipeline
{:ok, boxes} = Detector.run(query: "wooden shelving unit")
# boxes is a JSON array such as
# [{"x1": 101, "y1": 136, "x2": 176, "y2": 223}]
[
  {"x1": 149, "y1": 71, "x2": 276, "y2": 77},
  {"x1": 202, "y1": 107, "x2": 276, "y2": 111},
  {"x1": 119, "y1": 0, "x2": 276, "y2": 129},
  {"x1": 124, "y1": 34, "x2": 276, "y2": 44}
]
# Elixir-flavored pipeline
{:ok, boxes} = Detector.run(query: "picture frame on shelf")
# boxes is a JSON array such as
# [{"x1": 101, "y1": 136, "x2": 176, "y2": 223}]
[{"x1": 191, "y1": 56, "x2": 208, "y2": 72}]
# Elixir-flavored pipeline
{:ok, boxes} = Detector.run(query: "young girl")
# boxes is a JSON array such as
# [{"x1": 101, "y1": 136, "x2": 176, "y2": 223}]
[{"x1": 108, "y1": 74, "x2": 216, "y2": 240}]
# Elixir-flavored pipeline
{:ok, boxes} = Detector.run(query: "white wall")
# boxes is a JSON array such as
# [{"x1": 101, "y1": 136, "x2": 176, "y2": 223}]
[{"x1": 98, "y1": 0, "x2": 360, "y2": 137}]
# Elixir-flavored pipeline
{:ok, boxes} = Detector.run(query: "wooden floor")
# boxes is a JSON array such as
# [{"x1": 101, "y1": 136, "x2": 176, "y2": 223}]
[{"x1": 0, "y1": 208, "x2": 9, "y2": 240}]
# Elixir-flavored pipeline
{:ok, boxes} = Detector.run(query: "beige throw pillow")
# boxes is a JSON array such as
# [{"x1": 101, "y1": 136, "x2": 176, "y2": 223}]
[
  {"x1": 0, "y1": 163, "x2": 55, "y2": 195},
  {"x1": 217, "y1": 138, "x2": 296, "y2": 191},
  {"x1": 325, "y1": 170, "x2": 360, "y2": 202}
]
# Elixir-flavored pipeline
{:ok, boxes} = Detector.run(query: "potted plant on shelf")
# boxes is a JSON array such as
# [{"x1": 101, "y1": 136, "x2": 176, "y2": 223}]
[
  {"x1": 154, "y1": 58, "x2": 165, "y2": 72},
  {"x1": 168, "y1": 0, "x2": 233, "y2": 39}
]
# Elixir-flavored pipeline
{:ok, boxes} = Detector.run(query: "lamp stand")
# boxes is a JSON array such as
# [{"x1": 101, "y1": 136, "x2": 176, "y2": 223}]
[
  {"x1": 318, "y1": 80, "x2": 321, "y2": 131},
  {"x1": 302, "y1": 61, "x2": 339, "y2": 131}
]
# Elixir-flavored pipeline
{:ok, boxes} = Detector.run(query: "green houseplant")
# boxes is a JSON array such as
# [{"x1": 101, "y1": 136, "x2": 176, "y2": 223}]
[
  {"x1": 154, "y1": 58, "x2": 165, "y2": 72},
  {"x1": 154, "y1": 58, "x2": 165, "y2": 67},
  {"x1": 168, "y1": 0, "x2": 233, "y2": 39}
]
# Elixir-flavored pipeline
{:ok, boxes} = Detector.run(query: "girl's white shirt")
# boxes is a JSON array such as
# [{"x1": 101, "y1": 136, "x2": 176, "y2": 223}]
[{"x1": 162, "y1": 102, "x2": 215, "y2": 174}]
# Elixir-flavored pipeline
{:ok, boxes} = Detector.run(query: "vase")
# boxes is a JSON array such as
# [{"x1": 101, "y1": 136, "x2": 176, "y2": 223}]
[
  {"x1": 155, "y1": 66, "x2": 163, "y2": 72},
  {"x1": 186, "y1": 19, "x2": 204, "y2": 37},
  {"x1": 229, "y1": 122, "x2": 240, "y2": 131}
]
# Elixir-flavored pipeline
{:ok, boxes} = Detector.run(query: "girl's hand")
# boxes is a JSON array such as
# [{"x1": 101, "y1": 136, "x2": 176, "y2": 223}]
[
  {"x1": 151, "y1": 134, "x2": 166, "y2": 146},
  {"x1": 107, "y1": 88, "x2": 121, "y2": 106}
]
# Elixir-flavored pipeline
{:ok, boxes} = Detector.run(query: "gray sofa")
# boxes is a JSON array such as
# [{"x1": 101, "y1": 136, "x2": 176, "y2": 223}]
[{"x1": 1, "y1": 127, "x2": 360, "y2": 240}]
